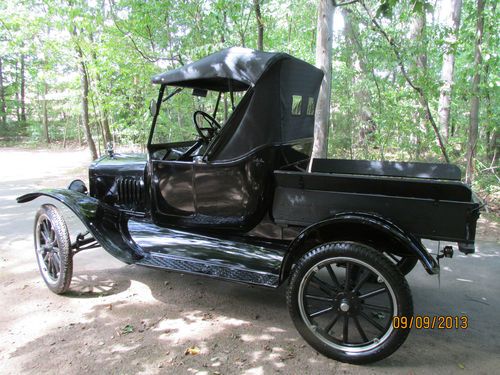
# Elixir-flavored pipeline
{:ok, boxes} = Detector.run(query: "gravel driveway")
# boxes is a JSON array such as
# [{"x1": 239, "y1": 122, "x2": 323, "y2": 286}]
[{"x1": 0, "y1": 148, "x2": 499, "y2": 374}]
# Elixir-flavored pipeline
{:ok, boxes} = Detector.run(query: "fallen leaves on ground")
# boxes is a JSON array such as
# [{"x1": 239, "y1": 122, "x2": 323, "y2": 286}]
[
  {"x1": 184, "y1": 346, "x2": 200, "y2": 355},
  {"x1": 120, "y1": 324, "x2": 134, "y2": 335}
]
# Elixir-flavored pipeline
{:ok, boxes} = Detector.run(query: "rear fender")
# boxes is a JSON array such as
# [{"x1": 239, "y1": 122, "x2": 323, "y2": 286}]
[
  {"x1": 280, "y1": 212, "x2": 439, "y2": 282},
  {"x1": 17, "y1": 189, "x2": 144, "y2": 264}
]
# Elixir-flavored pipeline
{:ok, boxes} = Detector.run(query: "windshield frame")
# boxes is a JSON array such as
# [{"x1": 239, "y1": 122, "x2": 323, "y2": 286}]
[
  {"x1": 147, "y1": 83, "x2": 240, "y2": 152},
  {"x1": 147, "y1": 84, "x2": 166, "y2": 149}
]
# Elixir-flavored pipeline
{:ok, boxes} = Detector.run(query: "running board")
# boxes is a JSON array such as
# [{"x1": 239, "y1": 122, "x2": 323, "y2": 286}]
[
  {"x1": 138, "y1": 252, "x2": 280, "y2": 287},
  {"x1": 129, "y1": 219, "x2": 286, "y2": 288}
]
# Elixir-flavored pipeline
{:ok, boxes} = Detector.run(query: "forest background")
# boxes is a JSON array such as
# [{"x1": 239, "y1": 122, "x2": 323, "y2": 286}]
[{"x1": 0, "y1": 0, "x2": 498, "y2": 208}]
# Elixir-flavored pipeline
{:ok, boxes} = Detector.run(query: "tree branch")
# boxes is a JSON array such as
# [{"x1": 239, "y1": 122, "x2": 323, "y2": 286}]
[
  {"x1": 360, "y1": 0, "x2": 450, "y2": 163},
  {"x1": 108, "y1": 0, "x2": 180, "y2": 64},
  {"x1": 333, "y1": 0, "x2": 359, "y2": 6}
]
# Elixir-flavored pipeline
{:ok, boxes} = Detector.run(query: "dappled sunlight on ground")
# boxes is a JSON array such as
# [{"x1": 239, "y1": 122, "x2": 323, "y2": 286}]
[
  {"x1": 0, "y1": 149, "x2": 90, "y2": 183},
  {"x1": 1, "y1": 149, "x2": 500, "y2": 374}
]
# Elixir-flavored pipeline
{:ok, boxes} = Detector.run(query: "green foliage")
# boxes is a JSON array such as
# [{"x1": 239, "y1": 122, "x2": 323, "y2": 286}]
[{"x1": 0, "y1": 0, "x2": 497, "y2": 185}]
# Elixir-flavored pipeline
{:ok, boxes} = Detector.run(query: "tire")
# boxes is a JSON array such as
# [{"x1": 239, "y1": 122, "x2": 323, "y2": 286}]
[
  {"x1": 287, "y1": 242, "x2": 413, "y2": 364},
  {"x1": 34, "y1": 204, "x2": 73, "y2": 294}
]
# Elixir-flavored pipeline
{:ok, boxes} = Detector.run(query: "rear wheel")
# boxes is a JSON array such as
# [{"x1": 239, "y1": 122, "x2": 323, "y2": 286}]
[
  {"x1": 34, "y1": 204, "x2": 73, "y2": 294},
  {"x1": 287, "y1": 242, "x2": 413, "y2": 364}
]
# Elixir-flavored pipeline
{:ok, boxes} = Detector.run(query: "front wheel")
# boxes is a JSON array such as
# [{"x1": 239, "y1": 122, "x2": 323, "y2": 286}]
[
  {"x1": 287, "y1": 242, "x2": 413, "y2": 364},
  {"x1": 34, "y1": 204, "x2": 73, "y2": 294}
]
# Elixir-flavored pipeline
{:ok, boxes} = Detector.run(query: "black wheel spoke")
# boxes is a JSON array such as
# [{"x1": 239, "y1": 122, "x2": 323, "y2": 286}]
[
  {"x1": 359, "y1": 287, "x2": 386, "y2": 300},
  {"x1": 41, "y1": 220, "x2": 48, "y2": 234},
  {"x1": 360, "y1": 311, "x2": 385, "y2": 332},
  {"x1": 305, "y1": 294, "x2": 333, "y2": 302},
  {"x1": 44, "y1": 221, "x2": 52, "y2": 237},
  {"x1": 310, "y1": 275, "x2": 335, "y2": 296},
  {"x1": 325, "y1": 264, "x2": 340, "y2": 288},
  {"x1": 41, "y1": 227, "x2": 50, "y2": 243},
  {"x1": 51, "y1": 257, "x2": 57, "y2": 276},
  {"x1": 344, "y1": 262, "x2": 352, "y2": 291},
  {"x1": 54, "y1": 260, "x2": 60, "y2": 275},
  {"x1": 309, "y1": 306, "x2": 334, "y2": 318},
  {"x1": 47, "y1": 256, "x2": 54, "y2": 275},
  {"x1": 49, "y1": 229, "x2": 56, "y2": 242},
  {"x1": 342, "y1": 315, "x2": 349, "y2": 343},
  {"x1": 352, "y1": 315, "x2": 368, "y2": 342},
  {"x1": 362, "y1": 303, "x2": 392, "y2": 313},
  {"x1": 325, "y1": 313, "x2": 341, "y2": 334},
  {"x1": 53, "y1": 253, "x2": 61, "y2": 274},
  {"x1": 352, "y1": 269, "x2": 372, "y2": 293}
]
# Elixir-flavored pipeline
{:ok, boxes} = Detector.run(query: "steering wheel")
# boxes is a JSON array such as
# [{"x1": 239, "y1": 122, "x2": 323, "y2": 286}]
[{"x1": 193, "y1": 110, "x2": 221, "y2": 142}]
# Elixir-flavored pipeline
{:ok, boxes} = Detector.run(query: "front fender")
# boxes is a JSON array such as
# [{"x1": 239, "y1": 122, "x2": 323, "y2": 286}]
[
  {"x1": 280, "y1": 212, "x2": 439, "y2": 282},
  {"x1": 17, "y1": 189, "x2": 144, "y2": 264}
]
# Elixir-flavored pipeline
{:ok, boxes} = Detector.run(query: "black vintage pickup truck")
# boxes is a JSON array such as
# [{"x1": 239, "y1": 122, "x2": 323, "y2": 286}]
[{"x1": 18, "y1": 47, "x2": 481, "y2": 364}]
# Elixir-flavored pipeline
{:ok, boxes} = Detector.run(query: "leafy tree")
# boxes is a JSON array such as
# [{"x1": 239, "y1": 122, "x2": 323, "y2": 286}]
[{"x1": 0, "y1": 0, "x2": 497, "y2": 189}]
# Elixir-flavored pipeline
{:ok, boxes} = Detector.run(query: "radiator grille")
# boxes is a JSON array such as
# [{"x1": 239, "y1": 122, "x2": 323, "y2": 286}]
[{"x1": 117, "y1": 177, "x2": 144, "y2": 205}]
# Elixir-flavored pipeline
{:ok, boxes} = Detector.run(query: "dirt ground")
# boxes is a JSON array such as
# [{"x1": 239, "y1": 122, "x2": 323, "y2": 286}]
[{"x1": 1, "y1": 148, "x2": 499, "y2": 375}]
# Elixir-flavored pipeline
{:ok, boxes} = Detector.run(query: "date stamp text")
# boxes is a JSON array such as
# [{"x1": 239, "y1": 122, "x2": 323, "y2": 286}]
[{"x1": 392, "y1": 315, "x2": 468, "y2": 330}]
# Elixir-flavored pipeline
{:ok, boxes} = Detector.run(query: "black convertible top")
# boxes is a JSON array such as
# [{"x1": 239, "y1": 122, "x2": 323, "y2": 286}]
[
  {"x1": 151, "y1": 47, "x2": 324, "y2": 160},
  {"x1": 152, "y1": 47, "x2": 294, "y2": 91}
]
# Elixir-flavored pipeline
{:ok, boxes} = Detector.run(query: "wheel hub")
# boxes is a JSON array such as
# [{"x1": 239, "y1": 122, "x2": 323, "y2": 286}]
[{"x1": 333, "y1": 291, "x2": 360, "y2": 314}]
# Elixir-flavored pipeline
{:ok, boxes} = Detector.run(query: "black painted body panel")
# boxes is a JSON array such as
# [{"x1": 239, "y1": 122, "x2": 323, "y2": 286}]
[
  {"x1": 151, "y1": 147, "x2": 276, "y2": 231},
  {"x1": 130, "y1": 219, "x2": 286, "y2": 287},
  {"x1": 16, "y1": 190, "x2": 288, "y2": 287},
  {"x1": 89, "y1": 153, "x2": 148, "y2": 214},
  {"x1": 311, "y1": 158, "x2": 462, "y2": 180},
  {"x1": 17, "y1": 189, "x2": 144, "y2": 264},
  {"x1": 273, "y1": 169, "x2": 480, "y2": 244}
]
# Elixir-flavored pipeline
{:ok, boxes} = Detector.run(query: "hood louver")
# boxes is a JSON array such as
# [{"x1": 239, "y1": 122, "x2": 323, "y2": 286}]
[{"x1": 117, "y1": 177, "x2": 144, "y2": 205}]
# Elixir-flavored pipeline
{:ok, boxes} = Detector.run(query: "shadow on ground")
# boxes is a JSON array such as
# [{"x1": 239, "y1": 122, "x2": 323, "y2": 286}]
[{"x1": 9, "y1": 263, "x2": 500, "y2": 375}]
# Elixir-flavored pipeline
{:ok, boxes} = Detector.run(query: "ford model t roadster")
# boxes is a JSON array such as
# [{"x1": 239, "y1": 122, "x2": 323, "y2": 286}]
[{"x1": 18, "y1": 48, "x2": 481, "y2": 364}]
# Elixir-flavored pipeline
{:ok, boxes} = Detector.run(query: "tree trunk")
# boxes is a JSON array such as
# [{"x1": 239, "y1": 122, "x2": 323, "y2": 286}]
[
  {"x1": 484, "y1": 2, "x2": 497, "y2": 165},
  {"x1": 221, "y1": 11, "x2": 227, "y2": 43},
  {"x1": 62, "y1": 112, "x2": 68, "y2": 148},
  {"x1": 71, "y1": 23, "x2": 98, "y2": 160},
  {"x1": 15, "y1": 61, "x2": 20, "y2": 122},
  {"x1": 310, "y1": 0, "x2": 334, "y2": 166},
  {"x1": 437, "y1": 0, "x2": 462, "y2": 143},
  {"x1": 80, "y1": 60, "x2": 98, "y2": 160},
  {"x1": 466, "y1": 0, "x2": 486, "y2": 184},
  {"x1": 409, "y1": 11, "x2": 427, "y2": 159},
  {"x1": 253, "y1": 0, "x2": 264, "y2": 51},
  {"x1": 488, "y1": 130, "x2": 498, "y2": 166},
  {"x1": 77, "y1": 116, "x2": 82, "y2": 145},
  {"x1": 343, "y1": 10, "x2": 378, "y2": 146},
  {"x1": 88, "y1": 31, "x2": 113, "y2": 146},
  {"x1": 102, "y1": 114, "x2": 112, "y2": 144},
  {"x1": 42, "y1": 82, "x2": 50, "y2": 143},
  {"x1": 20, "y1": 54, "x2": 26, "y2": 123},
  {"x1": 0, "y1": 57, "x2": 6, "y2": 127}
]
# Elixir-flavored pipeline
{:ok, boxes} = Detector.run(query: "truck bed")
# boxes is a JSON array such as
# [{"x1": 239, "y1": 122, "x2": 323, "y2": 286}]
[{"x1": 272, "y1": 159, "x2": 480, "y2": 245}]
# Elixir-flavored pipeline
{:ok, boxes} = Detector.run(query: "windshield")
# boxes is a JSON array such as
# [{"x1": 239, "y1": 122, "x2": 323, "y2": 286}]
[{"x1": 151, "y1": 87, "x2": 245, "y2": 145}]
